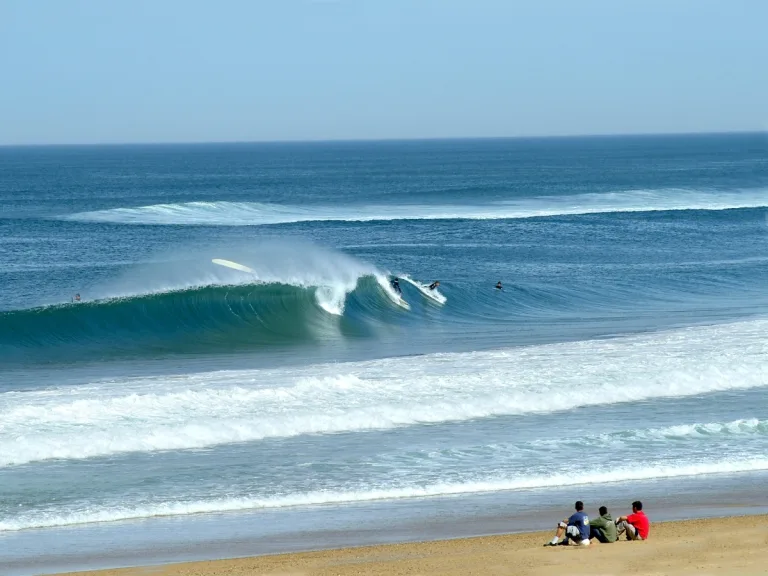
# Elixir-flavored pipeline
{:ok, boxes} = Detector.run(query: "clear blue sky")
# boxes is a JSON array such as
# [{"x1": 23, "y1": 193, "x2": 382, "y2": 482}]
[{"x1": 1, "y1": 0, "x2": 766, "y2": 145}]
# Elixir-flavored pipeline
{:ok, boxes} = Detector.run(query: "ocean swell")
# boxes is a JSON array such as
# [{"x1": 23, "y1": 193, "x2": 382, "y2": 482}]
[{"x1": 64, "y1": 188, "x2": 768, "y2": 226}]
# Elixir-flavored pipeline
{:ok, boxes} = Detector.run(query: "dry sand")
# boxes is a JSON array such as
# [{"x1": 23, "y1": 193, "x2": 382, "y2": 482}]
[{"x1": 58, "y1": 514, "x2": 768, "y2": 576}]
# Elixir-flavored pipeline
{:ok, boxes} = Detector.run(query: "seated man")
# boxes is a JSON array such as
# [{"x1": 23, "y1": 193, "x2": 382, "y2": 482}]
[
  {"x1": 616, "y1": 500, "x2": 650, "y2": 541},
  {"x1": 545, "y1": 500, "x2": 590, "y2": 546},
  {"x1": 589, "y1": 506, "x2": 617, "y2": 543}
]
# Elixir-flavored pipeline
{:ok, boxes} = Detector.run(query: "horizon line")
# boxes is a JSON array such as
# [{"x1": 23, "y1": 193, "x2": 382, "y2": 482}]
[{"x1": 1, "y1": 129, "x2": 766, "y2": 149}]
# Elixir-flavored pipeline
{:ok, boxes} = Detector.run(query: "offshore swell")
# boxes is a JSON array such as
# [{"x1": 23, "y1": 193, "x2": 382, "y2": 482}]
[
  {"x1": 4, "y1": 244, "x2": 768, "y2": 363},
  {"x1": 2, "y1": 135, "x2": 768, "y2": 561},
  {"x1": 6, "y1": 201, "x2": 768, "y2": 365},
  {"x1": 65, "y1": 187, "x2": 768, "y2": 225}
]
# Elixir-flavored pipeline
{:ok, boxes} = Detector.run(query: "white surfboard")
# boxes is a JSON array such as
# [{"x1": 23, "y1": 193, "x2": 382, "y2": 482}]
[
  {"x1": 212, "y1": 258, "x2": 256, "y2": 273},
  {"x1": 402, "y1": 276, "x2": 446, "y2": 305}
]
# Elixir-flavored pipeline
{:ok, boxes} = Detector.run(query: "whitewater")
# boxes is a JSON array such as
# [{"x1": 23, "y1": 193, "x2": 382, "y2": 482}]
[
  {"x1": 3, "y1": 318, "x2": 768, "y2": 468},
  {"x1": 65, "y1": 188, "x2": 768, "y2": 226}
]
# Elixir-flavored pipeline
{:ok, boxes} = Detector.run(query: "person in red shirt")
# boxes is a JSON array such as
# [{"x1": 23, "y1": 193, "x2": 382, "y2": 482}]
[{"x1": 616, "y1": 500, "x2": 650, "y2": 540}]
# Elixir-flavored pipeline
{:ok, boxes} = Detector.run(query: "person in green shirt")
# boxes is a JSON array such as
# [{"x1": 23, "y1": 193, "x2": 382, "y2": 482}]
[{"x1": 589, "y1": 506, "x2": 618, "y2": 543}]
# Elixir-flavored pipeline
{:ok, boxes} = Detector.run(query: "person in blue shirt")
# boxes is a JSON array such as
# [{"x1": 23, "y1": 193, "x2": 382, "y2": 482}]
[{"x1": 544, "y1": 500, "x2": 591, "y2": 546}]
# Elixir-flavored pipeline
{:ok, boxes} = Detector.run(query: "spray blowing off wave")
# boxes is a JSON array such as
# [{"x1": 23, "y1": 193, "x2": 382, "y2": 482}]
[
  {"x1": 63, "y1": 188, "x2": 768, "y2": 226},
  {"x1": 0, "y1": 242, "x2": 408, "y2": 363}
]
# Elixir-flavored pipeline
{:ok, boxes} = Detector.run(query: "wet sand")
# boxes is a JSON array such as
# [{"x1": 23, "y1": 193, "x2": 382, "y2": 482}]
[{"x1": 57, "y1": 514, "x2": 768, "y2": 576}]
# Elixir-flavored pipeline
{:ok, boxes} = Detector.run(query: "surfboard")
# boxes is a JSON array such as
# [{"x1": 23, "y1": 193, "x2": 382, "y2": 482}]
[
  {"x1": 402, "y1": 276, "x2": 446, "y2": 305},
  {"x1": 395, "y1": 297, "x2": 410, "y2": 310},
  {"x1": 211, "y1": 258, "x2": 256, "y2": 273}
]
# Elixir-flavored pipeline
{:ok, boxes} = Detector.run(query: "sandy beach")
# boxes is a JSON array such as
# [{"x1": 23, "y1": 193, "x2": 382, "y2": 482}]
[{"x1": 54, "y1": 514, "x2": 768, "y2": 576}]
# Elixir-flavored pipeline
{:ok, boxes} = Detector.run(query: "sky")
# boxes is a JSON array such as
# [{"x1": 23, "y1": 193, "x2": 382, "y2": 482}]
[{"x1": 0, "y1": 0, "x2": 766, "y2": 145}]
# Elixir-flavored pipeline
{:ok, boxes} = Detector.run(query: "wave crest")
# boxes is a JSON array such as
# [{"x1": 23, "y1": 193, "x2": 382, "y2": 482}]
[
  {"x1": 0, "y1": 242, "x2": 411, "y2": 362},
  {"x1": 64, "y1": 189, "x2": 768, "y2": 226}
]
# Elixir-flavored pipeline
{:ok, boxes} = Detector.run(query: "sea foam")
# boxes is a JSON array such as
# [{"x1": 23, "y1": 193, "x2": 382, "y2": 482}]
[{"x1": 2, "y1": 318, "x2": 767, "y2": 467}]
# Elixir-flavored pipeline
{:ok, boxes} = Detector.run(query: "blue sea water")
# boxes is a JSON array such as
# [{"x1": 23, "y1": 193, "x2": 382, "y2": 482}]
[{"x1": 2, "y1": 133, "x2": 768, "y2": 570}]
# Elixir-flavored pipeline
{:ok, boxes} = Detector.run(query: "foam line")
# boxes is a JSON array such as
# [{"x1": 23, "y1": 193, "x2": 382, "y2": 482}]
[
  {"x1": 2, "y1": 456, "x2": 767, "y2": 531},
  {"x1": 64, "y1": 189, "x2": 768, "y2": 226},
  {"x1": 2, "y1": 318, "x2": 767, "y2": 466}
]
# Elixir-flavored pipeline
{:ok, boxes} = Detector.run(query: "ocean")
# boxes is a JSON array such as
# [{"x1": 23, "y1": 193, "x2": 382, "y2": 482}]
[{"x1": 2, "y1": 133, "x2": 768, "y2": 573}]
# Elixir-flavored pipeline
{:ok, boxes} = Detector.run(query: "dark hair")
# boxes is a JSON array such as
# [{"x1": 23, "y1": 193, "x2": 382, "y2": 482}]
[
  {"x1": 599, "y1": 506, "x2": 607, "y2": 516},
  {"x1": 575, "y1": 501, "x2": 584, "y2": 511},
  {"x1": 632, "y1": 500, "x2": 643, "y2": 511}
]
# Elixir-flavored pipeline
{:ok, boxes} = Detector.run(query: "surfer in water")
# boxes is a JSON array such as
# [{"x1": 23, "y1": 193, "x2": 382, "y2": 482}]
[
  {"x1": 428, "y1": 281, "x2": 440, "y2": 290},
  {"x1": 495, "y1": 281, "x2": 503, "y2": 290},
  {"x1": 391, "y1": 277, "x2": 402, "y2": 295},
  {"x1": 72, "y1": 293, "x2": 81, "y2": 302}
]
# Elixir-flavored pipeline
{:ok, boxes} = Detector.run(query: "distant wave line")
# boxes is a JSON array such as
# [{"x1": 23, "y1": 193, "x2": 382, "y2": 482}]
[{"x1": 63, "y1": 189, "x2": 768, "y2": 226}]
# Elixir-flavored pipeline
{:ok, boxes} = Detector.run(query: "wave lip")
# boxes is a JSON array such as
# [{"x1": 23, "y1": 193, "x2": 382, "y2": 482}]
[
  {"x1": 2, "y1": 456, "x2": 767, "y2": 532},
  {"x1": 0, "y1": 277, "x2": 403, "y2": 362},
  {"x1": 0, "y1": 242, "x2": 417, "y2": 362},
  {"x1": 63, "y1": 189, "x2": 768, "y2": 226},
  {"x1": 2, "y1": 318, "x2": 768, "y2": 467}
]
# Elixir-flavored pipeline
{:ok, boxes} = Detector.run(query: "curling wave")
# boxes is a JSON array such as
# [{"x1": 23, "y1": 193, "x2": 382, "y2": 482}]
[{"x1": 0, "y1": 276, "x2": 410, "y2": 363}]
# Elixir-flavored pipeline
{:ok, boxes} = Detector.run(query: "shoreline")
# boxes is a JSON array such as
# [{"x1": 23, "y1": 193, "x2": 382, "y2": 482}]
[
  {"x1": 5, "y1": 472, "x2": 768, "y2": 576},
  {"x1": 53, "y1": 514, "x2": 768, "y2": 576}
]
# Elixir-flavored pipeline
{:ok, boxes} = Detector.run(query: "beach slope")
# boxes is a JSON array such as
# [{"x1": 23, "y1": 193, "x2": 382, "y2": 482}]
[{"x1": 57, "y1": 514, "x2": 768, "y2": 576}]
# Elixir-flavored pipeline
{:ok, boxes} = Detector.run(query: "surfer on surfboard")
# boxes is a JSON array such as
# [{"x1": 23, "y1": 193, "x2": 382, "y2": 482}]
[
  {"x1": 391, "y1": 277, "x2": 402, "y2": 295},
  {"x1": 428, "y1": 281, "x2": 440, "y2": 291},
  {"x1": 495, "y1": 281, "x2": 503, "y2": 290}
]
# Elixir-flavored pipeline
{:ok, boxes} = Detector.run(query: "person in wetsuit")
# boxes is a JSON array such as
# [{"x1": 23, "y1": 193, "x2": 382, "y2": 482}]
[
  {"x1": 495, "y1": 281, "x2": 503, "y2": 290},
  {"x1": 391, "y1": 277, "x2": 402, "y2": 295},
  {"x1": 428, "y1": 280, "x2": 440, "y2": 290}
]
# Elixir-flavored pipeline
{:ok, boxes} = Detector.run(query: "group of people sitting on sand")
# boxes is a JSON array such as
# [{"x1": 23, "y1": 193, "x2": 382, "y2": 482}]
[{"x1": 545, "y1": 500, "x2": 649, "y2": 546}]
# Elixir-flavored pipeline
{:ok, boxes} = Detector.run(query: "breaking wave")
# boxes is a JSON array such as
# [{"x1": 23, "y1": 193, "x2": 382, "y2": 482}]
[
  {"x1": 64, "y1": 188, "x2": 768, "y2": 226},
  {"x1": 3, "y1": 318, "x2": 767, "y2": 467},
  {"x1": 0, "y1": 242, "x2": 409, "y2": 363}
]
